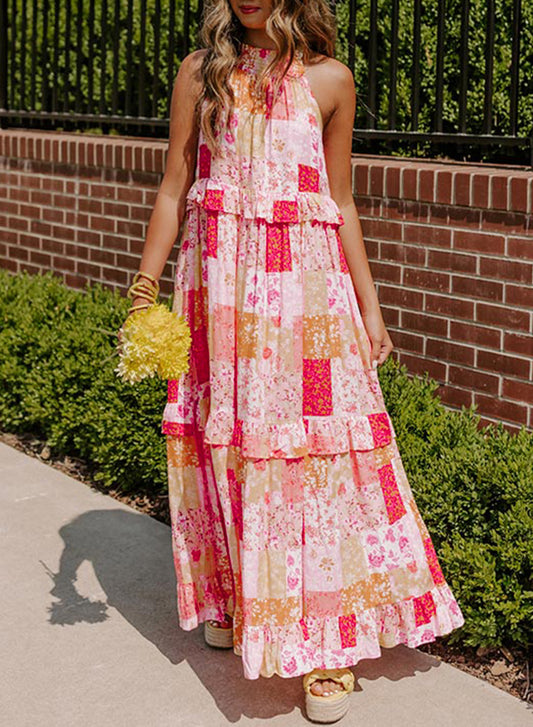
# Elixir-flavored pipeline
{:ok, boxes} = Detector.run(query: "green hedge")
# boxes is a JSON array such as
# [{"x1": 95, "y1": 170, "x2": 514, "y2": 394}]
[
  {"x1": 1, "y1": 268, "x2": 532, "y2": 649},
  {"x1": 0, "y1": 269, "x2": 168, "y2": 493}
]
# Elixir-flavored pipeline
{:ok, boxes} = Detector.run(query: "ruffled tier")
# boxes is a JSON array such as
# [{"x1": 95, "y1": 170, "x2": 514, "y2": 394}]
[
  {"x1": 162, "y1": 407, "x2": 397, "y2": 458},
  {"x1": 235, "y1": 582, "x2": 465, "y2": 680},
  {"x1": 177, "y1": 581, "x2": 464, "y2": 680},
  {"x1": 185, "y1": 176, "x2": 345, "y2": 226}
]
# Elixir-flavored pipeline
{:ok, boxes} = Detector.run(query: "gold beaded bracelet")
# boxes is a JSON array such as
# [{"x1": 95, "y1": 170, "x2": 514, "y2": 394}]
[
  {"x1": 127, "y1": 273, "x2": 159, "y2": 300},
  {"x1": 126, "y1": 271, "x2": 160, "y2": 315},
  {"x1": 132, "y1": 270, "x2": 159, "y2": 287}
]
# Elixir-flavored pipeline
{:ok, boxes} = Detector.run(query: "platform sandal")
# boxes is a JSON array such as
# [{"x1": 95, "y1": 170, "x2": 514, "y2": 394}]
[
  {"x1": 203, "y1": 613, "x2": 234, "y2": 649},
  {"x1": 302, "y1": 667, "x2": 355, "y2": 723}
]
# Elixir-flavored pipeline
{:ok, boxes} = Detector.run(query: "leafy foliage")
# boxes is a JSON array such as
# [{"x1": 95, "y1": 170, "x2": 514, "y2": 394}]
[
  {"x1": 334, "y1": 0, "x2": 533, "y2": 162},
  {"x1": 0, "y1": 269, "x2": 168, "y2": 493}
]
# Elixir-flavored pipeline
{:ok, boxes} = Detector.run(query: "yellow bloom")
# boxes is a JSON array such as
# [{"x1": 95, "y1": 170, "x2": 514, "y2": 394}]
[{"x1": 115, "y1": 303, "x2": 192, "y2": 384}]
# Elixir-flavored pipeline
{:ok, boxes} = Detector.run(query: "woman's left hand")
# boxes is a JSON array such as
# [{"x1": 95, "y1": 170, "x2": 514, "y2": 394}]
[{"x1": 361, "y1": 308, "x2": 394, "y2": 369}]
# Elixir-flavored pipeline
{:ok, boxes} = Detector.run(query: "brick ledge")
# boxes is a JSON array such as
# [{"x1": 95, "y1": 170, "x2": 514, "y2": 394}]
[{"x1": 0, "y1": 129, "x2": 531, "y2": 214}]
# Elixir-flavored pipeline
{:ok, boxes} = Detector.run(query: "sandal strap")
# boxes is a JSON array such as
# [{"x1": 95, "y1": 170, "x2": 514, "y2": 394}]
[
  {"x1": 302, "y1": 667, "x2": 355, "y2": 695},
  {"x1": 210, "y1": 613, "x2": 233, "y2": 628}
]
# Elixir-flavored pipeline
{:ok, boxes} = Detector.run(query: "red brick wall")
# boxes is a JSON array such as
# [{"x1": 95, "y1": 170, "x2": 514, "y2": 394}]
[
  {"x1": 354, "y1": 156, "x2": 533, "y2": 433},
  {"x1": 0, "y1": 129, "x2": 176, "y2": 296},
  {"x1": 0, "y1": 129, "x2": 532, "y2": 432}
]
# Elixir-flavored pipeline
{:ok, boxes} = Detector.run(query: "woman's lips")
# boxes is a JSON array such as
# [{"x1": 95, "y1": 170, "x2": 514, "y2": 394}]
[{"x1": 240, "y1": 5, "x2": 261, "y2": 12}]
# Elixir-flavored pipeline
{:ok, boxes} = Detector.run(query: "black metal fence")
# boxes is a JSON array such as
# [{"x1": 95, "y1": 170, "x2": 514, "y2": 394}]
[{"x1": 0, "y1": 0, "x2": 531, "y2": 165}]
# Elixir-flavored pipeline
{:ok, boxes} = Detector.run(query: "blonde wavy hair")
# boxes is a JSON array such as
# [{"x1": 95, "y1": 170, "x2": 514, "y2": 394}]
[{"x1": 194, "y1": 0, "x2": 337, "y2": 154}]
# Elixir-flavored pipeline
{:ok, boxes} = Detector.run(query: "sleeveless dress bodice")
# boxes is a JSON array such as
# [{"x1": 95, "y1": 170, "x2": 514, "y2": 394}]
[{"x1": 184, "y1": 42, "x2": 345, "y2": 226}]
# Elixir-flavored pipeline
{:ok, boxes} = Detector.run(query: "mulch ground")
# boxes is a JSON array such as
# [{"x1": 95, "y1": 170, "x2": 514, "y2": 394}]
[{"x1": 2, "y1": 429, "x2": 532, "y2": 704}]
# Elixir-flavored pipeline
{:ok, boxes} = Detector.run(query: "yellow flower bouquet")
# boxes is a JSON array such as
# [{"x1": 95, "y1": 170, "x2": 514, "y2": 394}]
[{"x1": 115, "y1": 302, "x2": 192, "y2": 384}]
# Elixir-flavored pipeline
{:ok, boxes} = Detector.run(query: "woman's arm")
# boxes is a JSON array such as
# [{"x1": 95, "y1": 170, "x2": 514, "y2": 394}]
[
  {"x1": 129, "y1": 49, "x2": 206, "y2": 310},
  {"x1": 310, "y1": 57, "x2": 394, "y2": 366}
]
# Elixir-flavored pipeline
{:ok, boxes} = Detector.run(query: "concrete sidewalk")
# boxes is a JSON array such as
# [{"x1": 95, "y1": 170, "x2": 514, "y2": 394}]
[{"x1": 1, "y1": 441, "x2": 531, "y2": 727}]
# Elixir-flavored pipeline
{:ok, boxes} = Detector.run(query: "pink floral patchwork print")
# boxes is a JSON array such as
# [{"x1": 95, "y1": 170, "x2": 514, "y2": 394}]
[{"x1": 163, "y1": 41, "x2": 464, "y2": 680}]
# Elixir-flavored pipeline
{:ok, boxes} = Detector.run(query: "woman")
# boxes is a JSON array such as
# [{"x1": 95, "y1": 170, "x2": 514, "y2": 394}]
[{"x1": 123, "y1": 0, "x2": 464, "y2": 721}]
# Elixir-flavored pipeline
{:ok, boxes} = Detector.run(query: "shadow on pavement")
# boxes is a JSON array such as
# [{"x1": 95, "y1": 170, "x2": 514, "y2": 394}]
[{"x1": 46, "y1": 507, "x2": 439, "y2": 723}]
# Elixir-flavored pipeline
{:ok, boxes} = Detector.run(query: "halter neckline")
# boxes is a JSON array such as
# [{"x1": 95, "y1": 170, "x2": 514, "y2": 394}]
[
  {"x1": 237, "y1": 42, "x2": 305, "y2": 78},
  {"x1": 240, "y1": 42, "x2": 276, "y2": 54}
]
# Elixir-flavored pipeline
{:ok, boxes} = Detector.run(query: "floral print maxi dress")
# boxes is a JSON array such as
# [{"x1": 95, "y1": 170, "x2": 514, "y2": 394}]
[{"x1": 162, "y1": 42, "x2": 464, "y2": 680}]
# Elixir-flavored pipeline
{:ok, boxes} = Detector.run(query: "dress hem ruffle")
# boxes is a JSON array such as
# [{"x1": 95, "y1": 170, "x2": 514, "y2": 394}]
[{"x1": 175, "y1": 581, "x2": 465, "y2": 680}]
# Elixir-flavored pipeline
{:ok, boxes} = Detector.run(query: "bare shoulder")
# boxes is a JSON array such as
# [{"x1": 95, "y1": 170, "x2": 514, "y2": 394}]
[
  {"x1": 167, "y1": 49, "x2": 209, "y2": 142},
  {"x1": 303, "y1": 53, "x2": 356, "y2": 126},
  {"x1": 306, "y1": 53, "x2": 355, "y2": 95},
  {"x1": 182, "y1": 48, "x2": 209, "y2": 69},
  {"x1": 176, "y1": 48, "x2": 208, "y2": 88}
]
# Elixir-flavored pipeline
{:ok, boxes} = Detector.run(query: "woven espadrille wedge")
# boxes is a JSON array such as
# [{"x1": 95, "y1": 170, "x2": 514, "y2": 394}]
[
  {"x1": 302, "y1": 667, "x2": 355, "y2": 723},
  {"x1": 203, "y1": 614, "x2": 234, "y2": 649}
]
